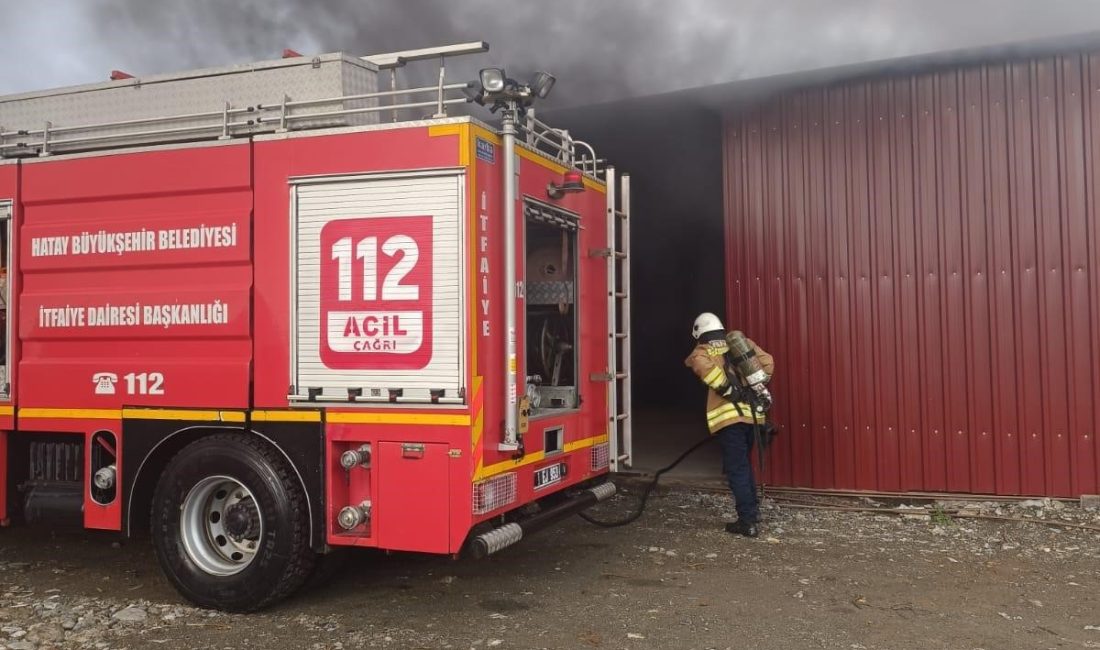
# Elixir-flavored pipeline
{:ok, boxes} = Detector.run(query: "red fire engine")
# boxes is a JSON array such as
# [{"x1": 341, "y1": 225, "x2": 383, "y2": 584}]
[{"x1": 0, "y1": 42, "x2": 632, "y2": 610}]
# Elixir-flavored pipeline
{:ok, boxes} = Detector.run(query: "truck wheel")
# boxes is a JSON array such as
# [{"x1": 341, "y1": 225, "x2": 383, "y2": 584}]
[{"x1": 151, "y1": 434, "x2": 315, "y2": 612}]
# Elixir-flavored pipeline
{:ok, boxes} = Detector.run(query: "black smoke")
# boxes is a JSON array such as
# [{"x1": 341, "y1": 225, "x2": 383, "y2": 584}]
[
  {"x1": 60, "y1": 0, "x2": 1100, "y2": 466},
  {"x1": 79, "y1": 0, "x2": 1100, "y2": 108}
]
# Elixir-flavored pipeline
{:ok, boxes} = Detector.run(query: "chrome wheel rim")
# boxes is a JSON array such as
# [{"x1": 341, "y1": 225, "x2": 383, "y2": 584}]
[{"x1": 179, "y1": 476, "x2": 263, "y2": 576}]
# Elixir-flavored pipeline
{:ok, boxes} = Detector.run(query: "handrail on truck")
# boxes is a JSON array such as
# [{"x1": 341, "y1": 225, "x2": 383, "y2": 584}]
[{"x1": 0, "y1": 41, "x2": 603, "y2": 180}]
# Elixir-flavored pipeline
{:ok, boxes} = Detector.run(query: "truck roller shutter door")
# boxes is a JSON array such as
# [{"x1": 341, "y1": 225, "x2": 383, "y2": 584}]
[{"x1": 291, "y1": 170, "x2": 466, "y2": 404}]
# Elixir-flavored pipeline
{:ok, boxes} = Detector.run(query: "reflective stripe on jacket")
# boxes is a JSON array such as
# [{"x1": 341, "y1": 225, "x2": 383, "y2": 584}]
[{"x1": 684, "y1": 337, "x2": 774, "y2": 434}]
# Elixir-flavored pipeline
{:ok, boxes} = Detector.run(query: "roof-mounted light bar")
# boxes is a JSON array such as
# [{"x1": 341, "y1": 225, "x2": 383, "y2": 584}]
[{"x1": 362, "y1": 41, "x2": 489, "y2": 69}]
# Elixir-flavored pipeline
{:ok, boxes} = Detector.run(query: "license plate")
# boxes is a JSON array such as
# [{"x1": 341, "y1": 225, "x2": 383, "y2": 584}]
[{"x1": 534, "y1": 462, "x2": 566, "y2": 490}]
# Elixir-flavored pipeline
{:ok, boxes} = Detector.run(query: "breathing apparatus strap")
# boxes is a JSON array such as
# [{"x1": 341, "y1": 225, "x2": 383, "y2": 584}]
[{"x1": 726, "y1": 347, "x2": 756, "y2": 367}]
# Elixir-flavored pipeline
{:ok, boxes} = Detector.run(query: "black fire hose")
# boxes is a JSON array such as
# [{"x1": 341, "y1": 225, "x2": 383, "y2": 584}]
[
  {"x1": 577, "y1": 434, "x2": 716, "y2": 528},
  {"x1": 578, "y1": 395, "x2": 775, "y2": 529},
  {"x1": 752, "y1": 408, "x2": 763, "y2": 479}
]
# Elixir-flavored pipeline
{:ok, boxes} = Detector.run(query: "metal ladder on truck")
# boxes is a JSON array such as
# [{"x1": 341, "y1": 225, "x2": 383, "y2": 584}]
[{"x1": 604, "y1": 167, "x2": 632, "y2": 471}]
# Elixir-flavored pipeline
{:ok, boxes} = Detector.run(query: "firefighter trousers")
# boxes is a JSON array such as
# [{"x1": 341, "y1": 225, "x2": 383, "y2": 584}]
[{"x1": 717, "y1": 422, "x2": 759, "y2": 523}]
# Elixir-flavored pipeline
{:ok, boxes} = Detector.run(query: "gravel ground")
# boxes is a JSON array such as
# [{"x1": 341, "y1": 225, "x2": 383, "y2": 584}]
[{"x1": 1, "y1": 484, "x2": 1099, "y2": 650}]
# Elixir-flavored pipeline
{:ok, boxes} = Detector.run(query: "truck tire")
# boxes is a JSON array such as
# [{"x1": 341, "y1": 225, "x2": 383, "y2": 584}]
[{"x1": 151, "y1": 433, "x2": 315, "y2": 612}]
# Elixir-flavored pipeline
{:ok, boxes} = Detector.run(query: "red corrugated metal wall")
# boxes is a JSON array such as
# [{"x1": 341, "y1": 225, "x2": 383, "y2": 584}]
[{"x1": 724, "y1": 52, "x2": 1100, "y2": 497}]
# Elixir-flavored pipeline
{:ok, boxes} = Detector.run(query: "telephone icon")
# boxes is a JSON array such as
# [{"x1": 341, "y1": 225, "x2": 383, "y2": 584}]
[{"x1": 93, "y1": 372, "x2": 118, "y2": 395}]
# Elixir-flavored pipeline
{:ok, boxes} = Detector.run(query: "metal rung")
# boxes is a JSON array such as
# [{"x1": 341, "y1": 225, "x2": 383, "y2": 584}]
[{"x1": 606, "y1": 167, "x2": 631, "y2": 473}]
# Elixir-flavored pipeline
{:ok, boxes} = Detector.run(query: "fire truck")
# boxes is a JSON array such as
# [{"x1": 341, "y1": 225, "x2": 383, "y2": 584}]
[{"x1": 0, "y1": 42, "x2": 633, "y2": 611}]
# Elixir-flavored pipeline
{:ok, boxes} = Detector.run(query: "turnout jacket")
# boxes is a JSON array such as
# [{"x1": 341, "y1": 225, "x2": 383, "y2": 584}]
[{"x1": 685, "y1": 336, "x2": 775, "y2": 433}]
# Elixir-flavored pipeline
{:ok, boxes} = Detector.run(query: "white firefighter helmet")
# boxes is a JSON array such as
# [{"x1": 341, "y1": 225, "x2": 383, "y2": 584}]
[{"x1": 692, "y1": 312, "x2": 724, "y2": 340}]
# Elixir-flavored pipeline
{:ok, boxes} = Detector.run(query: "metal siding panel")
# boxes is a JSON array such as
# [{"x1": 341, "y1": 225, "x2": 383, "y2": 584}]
[
  {"x1": 937, "y1": 71, "x2": 971, "y2": 492},
  {"x1": 914, "y1": 73, "x2": 948, "y2": 491},
  {"x1": 1086, "y1": 53, "x2": 1100, "y2": 499},
  {"x1": 893, "y1": 78, "x2": 925, "y2": 491},
  {"x1": 737, "y1": 118, "x2": 752, "y2": 331},
  {"x1": 805, "y1": 90, "x2": 835, "y2": 488},
  {"x1": 725, "y1": 51, "x2": 1100, "y2": 496},
  {"x1": 961, "y1": 67, "x2": 997, "y2": 494},
  {"x1": 871, "y1": 79, "x2": 902, "y2": 491},
  {"x1": 846, "y1": 82, "x2": 878, "y2": 490},
  {"x1": 785, "y1": 91, "x2": 813, "y2": 487},
  {"x1": 724, "y1": 120, "x2": 743, "y2": 328},
  {"x1": 744, "y1": 112, "x2": 765, "y2": 346},
  {"x1": 1057, "y1": 55, "x2": 1096, "y2": 495},
  {"x1": 1086, "y1": 54, "x2": 1100, "y2": 496},
  {"x1": 827, "y1": 86, "x2": 857, "y2": 489},
  {"x1": 985, "y1": 64, "x2": 1023, "y2": 495},
  {"x1": 1008, "y1": 61, "x2": 1046, "y2": 495},
  {"x1": 756, "y1": 105, "x2": 770, "y2": 414},
  {"x1": 765, "y1": 104, "x2": 791, "y2": 485},
  {"x1": 1034, "y1": 58, "x2": 1073, "y2": 496}
]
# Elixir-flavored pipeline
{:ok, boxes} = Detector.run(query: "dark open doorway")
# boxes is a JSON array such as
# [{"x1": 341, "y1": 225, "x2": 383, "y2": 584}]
[{"x1": 550, "y1": 98, "x2": 726, "y2": 477}]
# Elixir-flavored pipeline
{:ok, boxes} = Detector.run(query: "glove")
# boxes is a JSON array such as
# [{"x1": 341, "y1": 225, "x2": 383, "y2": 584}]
[
  {"x1": 753, "y1": 392, "x2": 772, "y2": 414},
  {"x1": 718, "y1": 383, "x2": 736, "y2": 399}
]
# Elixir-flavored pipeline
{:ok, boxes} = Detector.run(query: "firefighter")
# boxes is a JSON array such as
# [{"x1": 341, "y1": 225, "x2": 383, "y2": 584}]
[{"x1": 685, "y1": 312, "x2": 774, "y2": 538}]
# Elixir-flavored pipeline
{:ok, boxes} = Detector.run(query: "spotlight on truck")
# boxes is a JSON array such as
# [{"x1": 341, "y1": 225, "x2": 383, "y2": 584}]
[
  {"x1": 471, "y1": 68, "x2": 555, "y2": 111},
  {"x1": 479, "y1": 68, "x2": 506, "y2": 93},
  {"x1": 531, "y1": 71, "x2": 556, "y2": 99}
]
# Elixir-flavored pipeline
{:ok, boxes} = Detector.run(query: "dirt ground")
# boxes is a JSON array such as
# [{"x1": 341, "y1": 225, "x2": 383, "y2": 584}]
[{"x1": 1, "y1": 483, "x2": 1099, "y2": 650}]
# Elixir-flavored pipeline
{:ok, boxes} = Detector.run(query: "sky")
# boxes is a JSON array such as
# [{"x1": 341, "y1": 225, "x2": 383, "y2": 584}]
[{"x1": 2, "y1": 0, "x2": 1100, "y2": 106}]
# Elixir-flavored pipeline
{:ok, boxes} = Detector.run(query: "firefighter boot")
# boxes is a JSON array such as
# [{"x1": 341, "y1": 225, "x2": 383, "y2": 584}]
[{"x1": 725, "y1": 520, "x2": 759, "y2": 538}]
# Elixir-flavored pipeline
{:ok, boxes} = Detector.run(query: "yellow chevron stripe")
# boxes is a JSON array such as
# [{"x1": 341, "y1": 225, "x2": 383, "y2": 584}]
[{"x1": 471, "y1": 405, "x2": 485, "y2": 449}]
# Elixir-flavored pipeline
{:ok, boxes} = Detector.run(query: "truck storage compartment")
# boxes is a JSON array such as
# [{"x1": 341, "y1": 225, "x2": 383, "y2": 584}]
[
  {"x1": 290, "y1": 170, "x2": 467, "y2": 405},
  {"x1": 375, "y1": 441, "x2": 449, "y2": 553},
  {"x1": 0, "y1": 53, "x2": 379, "y2": 156},
  {"x1": 524, "y1": 199, "x2": 579, "y2": 415}
]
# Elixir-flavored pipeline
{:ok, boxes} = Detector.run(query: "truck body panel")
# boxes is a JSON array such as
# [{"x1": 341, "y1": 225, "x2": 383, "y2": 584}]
[{"x1": 1, "y1": 118, "x2": 614, "y2": 554}]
